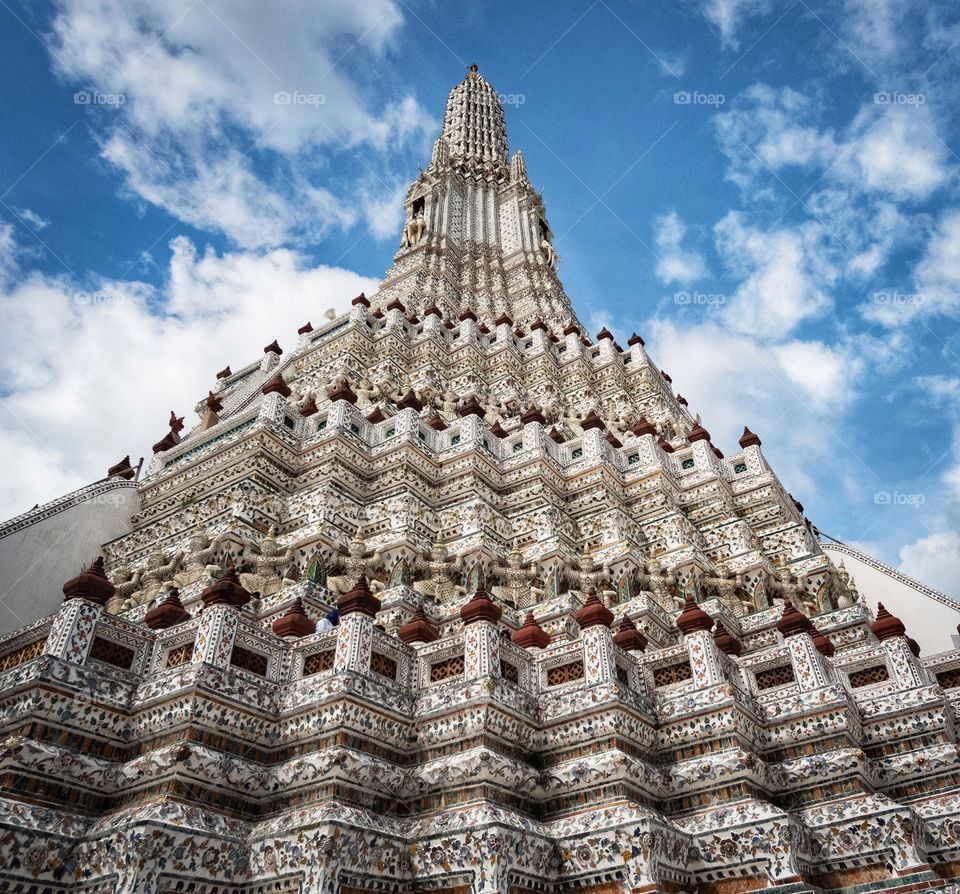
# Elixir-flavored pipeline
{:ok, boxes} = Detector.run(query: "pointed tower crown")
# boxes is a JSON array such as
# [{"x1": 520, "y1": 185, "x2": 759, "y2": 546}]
[{"x1": 442, "y1": 65, "x2": 509, "y2": 169}]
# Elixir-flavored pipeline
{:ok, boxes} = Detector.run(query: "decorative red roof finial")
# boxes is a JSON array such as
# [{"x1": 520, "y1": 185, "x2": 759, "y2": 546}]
[
  {"x1": 739, "y1": 426, "x2": 762, "y2": 448},
  {"x1": 713, "y1": 619, "x2": 741, "y2": 655},
  {"x1": 512, "y1": 612, "x2": 551, "y2": 649},
  {"x1": 328, "y1": 378, "x2": 358, "y2": 404},
  {"x1": 201, "y1": 566, "x2": 251, "y2": 609},
  {"x1": 145, "y1": 588, "x2": 191, "y2": 629},
  {"x1": 263, "y1": 339, "x2": 282, "y2": 356},
  {"x1": 575, "y1": 588, "x2": 614, "y2": 629},
  {"x1": 262, "y1": 374, "x2": 292, "y2": 398},
  {"x1": 272, "y1": 598, "x2": 316, "y2": 638},
  {"x1": 687, "y1": 421, "x2": 711, "y2": 443},
  {"x1": 580, "y1": 409, "x2": 605, "y2": 431},
  {"x1": 62, "y1": 557, "x2": 115, "y2": 606},
  {"x1": 676, "y1": 593, "x2": 714, "y2": 635},
  {"x1": 631, "y1": 416, "x2": 656, "y2": 437},
  {"x1": 776, "y1": 598, "x2": 814, "y2": 638},
  {"x1": 398, "y1": 605, "x2": 440, "y2": 644},
  {"x1": 872, "y1": 603, "x2": 906, "y2": 641},
  {"x1": 337, "y1": 575, "x2": 381, "y2": 618},
  {"x1": 460, "y1": 583, "x2": 503, "y2": 625},
  {"x1": 612, "y1": 614, "x2": 647, "y2": 651}
]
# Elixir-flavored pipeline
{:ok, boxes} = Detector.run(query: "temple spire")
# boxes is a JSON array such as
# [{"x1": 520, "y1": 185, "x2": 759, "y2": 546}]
[{"x1": 441, "y1": 64, "x2": 509, "y2": 170}]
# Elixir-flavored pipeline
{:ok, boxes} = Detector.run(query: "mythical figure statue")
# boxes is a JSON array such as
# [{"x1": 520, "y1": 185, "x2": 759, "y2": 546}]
[
  {"x1": 703, "y1": 562, "x2": 753, "y2": 617},
  {"x1": 540, "y1": 237, "x2": 559, "y2": 271},
  {"x1": 412, "y1": 540, "x2": 465, "y2": 603},
  {"x1": 769, "y1": 566, "x2": 819, "y2": 616},
  {"x1": 325, "y1": 530, "x2": 384, "y2": 595},
  {"x1": 107, "y1": 564, "x2": 142, "y2": 614},
  {"x1": 175, "y1": 530, "x2": 227, "y2": 587},
  {"x1": 240, "y1": 526, "x2": 298, "y2": 596},
  {"x1": 490, "y1": 545, "x2": 542, "y2": 609},
  {"x1": 135, "y1": 548, "x2": 183, "y2": 606},
  {"x1": 400, "y1": 209, "x2": 427, "y2": 249},
  {"x1": 639, "y1": 558, "x2": 680, "y2": 611}
]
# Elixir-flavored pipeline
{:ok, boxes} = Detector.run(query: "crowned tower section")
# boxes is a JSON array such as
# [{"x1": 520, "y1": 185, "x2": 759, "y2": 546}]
[{"x1": 376, "y1": 65, "x2": 574, "y2": 327}]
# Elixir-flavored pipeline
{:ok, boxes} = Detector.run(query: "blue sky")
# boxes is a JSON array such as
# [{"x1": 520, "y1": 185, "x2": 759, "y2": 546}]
[{"x1": 1, "y1": 0, "x2": 959, "y2": 597}]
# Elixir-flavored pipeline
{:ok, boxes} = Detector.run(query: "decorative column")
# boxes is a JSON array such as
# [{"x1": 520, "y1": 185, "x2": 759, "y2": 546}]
[
  {"x1": 675, "y1": 594, "x2": 725, "y2": 687},
  {"x1": 777, "y1": 599, "x2": 831, "y2": 691},
  {"x1": 43, "y1": 558, "x2": 115, "y2": 664},
  {"x1": 575, "y1": 589, "x2": 616, "y2": 685},
  {"x1": 348, "y1": 291, "x2": 370, "y2": 325},
  {"x1": 334, "y1": 575, "x2": 381, "y2": 672},
  {"x1": 519, "y1": 405, "x2": 547, "y2": 451},
  {"x1": 872, "y1": 604, "x2": 926, "y2": 688},
  {"x1": 460, "y1": 584, "x2": 503, "y2": 678},
  {"x1": 579, "y1": 409, "x2": 607, "y2": 463},
  {"x1": 192, "y1": 567, "x2": 251, "y2": 669}
]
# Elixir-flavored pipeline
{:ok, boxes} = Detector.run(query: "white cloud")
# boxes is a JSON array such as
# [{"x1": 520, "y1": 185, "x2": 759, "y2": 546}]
[
  {"x1": 643, "y1": 317, "x2": 861, "y2": 497},
  {"x1": 842, "y1": 105, "x2": 949, "y2": 202},
  {"x1": 899, "y1": 531, "x2": 960, "y2": 599},
  {"x1": 653, "y1": 211, "x2": 708, "y2": 285},
  {"x1": 716, "y1": 86, "x2": 950, "y2": 203},
  {"x1": 0, "y1": 229, "x2": 378, "y2": 519},
  {"x1": 713, "y1": 211, "x2": 834, "y2": 339},
  {"x1": 698, "y1": 0, "x2": 772, "y2": 49},
  {"x1": 863, "y1": 208, "x2": 960, "y2": 326},
  {"x1": 47, "y1": 0, "x2": 437, "y2": 248}
]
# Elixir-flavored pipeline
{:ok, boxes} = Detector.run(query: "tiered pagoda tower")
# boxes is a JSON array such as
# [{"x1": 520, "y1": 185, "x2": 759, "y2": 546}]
[{"x1": 1, "y1": 65, "x2": 960, "y2": 894}]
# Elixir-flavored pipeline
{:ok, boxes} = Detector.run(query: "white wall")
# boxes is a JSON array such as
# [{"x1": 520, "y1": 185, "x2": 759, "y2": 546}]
[
  {"x1": 0, "y1": 481, "x2": 138, "y2": 636},
  {"x1": 822, "y1": 543, "x2": 960, "y2": 657}
]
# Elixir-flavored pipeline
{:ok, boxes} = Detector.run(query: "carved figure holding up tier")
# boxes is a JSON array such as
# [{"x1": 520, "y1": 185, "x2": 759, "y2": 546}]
[
  {"x1": 413, "y1": 540, "x2": 465, "y2": 603},
  {"x1": 133, "y1": 548, "x2": 183, "y2": 606},
  {"x1": 400, "y1": 209, "x2": 426, "y2": 249},
  {"x1": 490, "y1": 544, "x2": 542, "y2": 609},
  {"x1": 325, "y1": 530, "x2": 384, "y2": 595},
  {"x1": 639, "y1": 558, "x2": 679, "y2": 611},
  {"x1": 240, "y1": 526, "x2": 298, "y2": 596},
  {"x1": 176, "y1": 530, "x2": 227, "y2": 587},
  {"x1": 107, "y1": 563, "x2": 142, "y2": 614}
]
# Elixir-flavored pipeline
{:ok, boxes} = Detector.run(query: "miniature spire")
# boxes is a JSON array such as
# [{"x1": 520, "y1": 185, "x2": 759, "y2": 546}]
[
  {"x1": 687, "y1": 420, "x2": 711, "y2": 443},
  {"x1": 739, "y1": 426, "x2": 762, "y2": 448},
  {"x1": 272, "y1": 598, "x2": 316, "y2": 638},
  {"x1": 575, "y1": 588, "x2": 614, "y2": 629},
  {"x1": 512, "y1": 612, "x2": 551, "y2": 649},
  {"x1": 713, "y1": 619, "x2": 741, "y2": 655},
  {"x1": 201, "y1": 566, "x2": 251, "y2": 609},
  {"x1": 337, "y1": 575, "x2": 382, "y2": 618},
  {"x1": 612, "y1": 614, "x2": 647, "y2": 652},
  {"x1": 145, "y1": 588, "x2": 191, "y2": 629},
  {"x1": 676, "y1": 593, "x2": 714, "y2": 634},
  {"x1": 460, "y1": 583, "x2": 503, "y2": 625},
  {"x1": 776, "y1": 598, "x2": 814, "y2": 638},
  {"x1": 62, "y1": 557, "x2": 115, "y2": 606},
  {"x1": 398, "y1": 605, "x2": 440, "y2": 644},
  {"x1": 871, "y1": 603, "x2": 906, "y2": 641}
]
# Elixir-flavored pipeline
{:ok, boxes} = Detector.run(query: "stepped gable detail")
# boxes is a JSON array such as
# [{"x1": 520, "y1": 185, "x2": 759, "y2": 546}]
[{"x1": 1, "y1": 64, "x2": 959, "y2": 894}]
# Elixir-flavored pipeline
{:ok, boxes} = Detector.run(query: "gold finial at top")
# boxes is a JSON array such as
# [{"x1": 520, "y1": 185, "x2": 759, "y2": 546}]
[{"x1": 468, "y1": 63, "x2": 479, "y2": 77}]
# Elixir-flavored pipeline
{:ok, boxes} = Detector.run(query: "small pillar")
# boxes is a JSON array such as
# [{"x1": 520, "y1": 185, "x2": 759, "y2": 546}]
[
  {"x1": 334, "y1": 576, "x2": 381, "y2": 672},
  {"x1": 461, "y1": 584, "x2": 503, "y2": 678}
]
